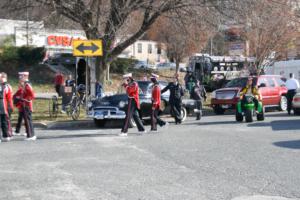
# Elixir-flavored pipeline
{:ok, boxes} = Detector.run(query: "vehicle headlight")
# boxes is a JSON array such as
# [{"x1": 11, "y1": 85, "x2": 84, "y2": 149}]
[
  {"x1": 119, "y1": 101, "x2": 126, "y2": 108},
  {"x1": 211, "y1": 91, "x2": 216, "y2": 99},
  {"x1": 87, "y1": 102, "x2": 93, "y2": 108}
]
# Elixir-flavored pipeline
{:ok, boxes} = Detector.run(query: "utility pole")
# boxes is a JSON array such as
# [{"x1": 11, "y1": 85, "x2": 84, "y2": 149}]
[{"x1": 26, "y1": 0, "x2": 29, "y2": 46}]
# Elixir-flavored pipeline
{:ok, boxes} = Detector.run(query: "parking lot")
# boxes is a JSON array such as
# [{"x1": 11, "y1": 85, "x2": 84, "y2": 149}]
[{"x1": 0, "y1": 112, "x2": 299, "y2": 200}]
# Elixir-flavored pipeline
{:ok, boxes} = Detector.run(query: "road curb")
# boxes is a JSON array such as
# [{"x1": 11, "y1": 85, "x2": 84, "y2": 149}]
[{"x1": 46, "y1": 120, "x2": 96, "y2": 129}]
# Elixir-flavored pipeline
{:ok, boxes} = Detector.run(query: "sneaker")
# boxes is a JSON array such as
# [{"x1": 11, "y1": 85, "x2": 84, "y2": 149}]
[
  {"x1": 119, "y1": 132, "x2": 128, "y2": 137},
  {"x1": 138, "y1": 130, "x2": 147, "y2": 134},
  {"x1": 61, "y1": 110, "x2": 66, "y2": 114},
  {"x1": 150, "y1": 129, "x2": 158, "y2": 133},
  {"x1": 25, "y1": 136, "x2": 37, "y2": 141},
  {"x1": 13, "y1": 132, "x2": 21, "y2": 136},
  {"x1": 2, "y1": 137, "x2": 11, "y2": 142},
  {"x1": 162, "y1": 122, "x2": 169, "y2": 127}
]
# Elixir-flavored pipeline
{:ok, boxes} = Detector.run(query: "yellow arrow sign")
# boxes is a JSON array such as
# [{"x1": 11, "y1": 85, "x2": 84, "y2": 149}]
[{"x1": 73, "y1": 40, "x2": 103, "y2": 57}]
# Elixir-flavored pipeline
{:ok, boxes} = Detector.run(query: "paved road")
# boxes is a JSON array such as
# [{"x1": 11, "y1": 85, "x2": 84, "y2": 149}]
[{"x1": 0, "y1": 112, "x2": 300, "y2": 200}]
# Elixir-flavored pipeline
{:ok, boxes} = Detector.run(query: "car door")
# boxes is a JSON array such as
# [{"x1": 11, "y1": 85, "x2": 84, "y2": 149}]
[
  {"x1": 266, "y1": 77, "x2": 278, "y2": 105},
  {"x1": 257, "y1": 77, "x2": 270, "y2": 105}
]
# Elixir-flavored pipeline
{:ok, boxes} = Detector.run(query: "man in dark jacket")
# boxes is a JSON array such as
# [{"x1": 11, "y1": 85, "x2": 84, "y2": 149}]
[
  {"x1": 191, "y1": 80, "x2": 207, "y2": 120},
  {"x1": 161, "y1": 75, "x2": 184, "y2": 124}
]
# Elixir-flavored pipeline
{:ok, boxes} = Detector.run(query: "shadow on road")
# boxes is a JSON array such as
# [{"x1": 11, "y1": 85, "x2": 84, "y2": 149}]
[
  {"x1": 248, "y1": 119, "x2": 300, "y2": 131},
  {"x1": 273, "y1": 140, "x2": 300, "y2": 149},
  {"x1": 181, "y1": 120, "x2": 238, "y2": 126}
]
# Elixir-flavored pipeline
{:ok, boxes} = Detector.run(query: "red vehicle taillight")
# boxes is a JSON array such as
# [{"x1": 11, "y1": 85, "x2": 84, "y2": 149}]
[{"x1": 293, "y1": 97, "x2": 300, "y2": 102}]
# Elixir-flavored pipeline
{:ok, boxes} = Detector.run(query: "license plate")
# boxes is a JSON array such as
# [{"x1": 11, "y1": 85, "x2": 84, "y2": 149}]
[{"x1": 221, "y1": 105, "x2": 229, "y2": 109}]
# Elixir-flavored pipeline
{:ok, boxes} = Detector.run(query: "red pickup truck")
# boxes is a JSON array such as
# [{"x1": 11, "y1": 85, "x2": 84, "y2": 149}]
[{"x1": 211, "y1": 75, "x2": 288, "y2": 114}]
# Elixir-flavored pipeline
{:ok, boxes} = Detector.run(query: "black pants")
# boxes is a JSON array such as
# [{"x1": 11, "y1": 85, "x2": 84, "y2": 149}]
[
  {"x1": 170, "y1": 100, "x2": 182, "y2": 124},
  {"x1": 121, "y1": 98, "x2": 145, "y2": 133},
  {"x1": 0, "y1": 114, "x2": 10, "y2": 138},
  {"x1": 55, "y1": 85, "x2": 62, "y2": 97},
  {"x1": 195, "y1": 100, "x2": 202, "y2": 120},
  {"x1": 16, "y1": 108, "x2": 35, "y2": 137},
  {"x1": 151, "y1": 108, "x2": 166, "y2": 131},
  {"x1": 287, "y1": 90, "x2": 296, "y2": 113}
]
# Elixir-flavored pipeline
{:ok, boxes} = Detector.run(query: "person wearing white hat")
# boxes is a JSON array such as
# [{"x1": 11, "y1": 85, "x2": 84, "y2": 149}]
[
  {"x1": 120, "y1": 73, "x2": 145, "y2": 136},
  {"x1": 16, "y1": 72, "x2": 36, "y2": 141},
  {"x1": 150, "y1": 73, "x2": 167, "y2": 132}
]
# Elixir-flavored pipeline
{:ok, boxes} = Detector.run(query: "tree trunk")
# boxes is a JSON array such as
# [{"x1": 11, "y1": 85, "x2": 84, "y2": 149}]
[{"x1": 95, "y1": 56, "x2": 107, "y2": 85}]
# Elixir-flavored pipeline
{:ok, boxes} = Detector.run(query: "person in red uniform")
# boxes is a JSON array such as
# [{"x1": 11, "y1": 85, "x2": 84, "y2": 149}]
[
  {"x1": 0, "y1": 73, "x2": 14, "y2": 142},
  {"x1": 120, "y1": 73, "x2": 145, "y2": 136},
  {"x1": 17, "y1": 72, "x2": 36, "y2": 141},
  {"x1": 54, "y1": 71, "x2": 64, "y2": 97},
  {"x1": 2, "y1": 73, "x2": 13, "y2": 137},
  {"x1": 13, "y1": 83, "x2": 26, "y2": 136},
  {"x1": 150, "y1": 73, "x2": 167, "y2": 132}
]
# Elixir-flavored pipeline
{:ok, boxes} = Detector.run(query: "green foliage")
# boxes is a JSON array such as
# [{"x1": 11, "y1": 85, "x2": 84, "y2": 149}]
[
  {"x1": 0, "y1": 36, "x2": 15, "y2": 47},
  {"x1": 0, "y1": 45, "x2": 45, "y2": 66},
  {"x1": 110, "y1": 58, "x2": 137, "y2": 73}
]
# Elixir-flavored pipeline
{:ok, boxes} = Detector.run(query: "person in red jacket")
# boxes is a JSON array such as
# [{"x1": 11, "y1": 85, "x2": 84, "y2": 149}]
[
  {"x1": 13, "y1": 84, "x2": 26, "y2": 136},
  {"x1": 120, "y1": 73, "x2": 145, "y2": 136},
  {"x1": 17, "y1": 72, "x2": 36, "y2": 141},
  {"x1": 0, "y1": 73, "x2": 14, "y2": 142},
  {"x1": 150, "y1": 73, "x2": 167, "y2": 132},
  {"x1": 2, "y1": 73, "x2": 13, "y2": 137}
]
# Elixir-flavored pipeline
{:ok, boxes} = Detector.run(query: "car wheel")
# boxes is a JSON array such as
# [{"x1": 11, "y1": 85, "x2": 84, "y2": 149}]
[
  {"x1": 129, "y1": 118, "x2": 137, "y2": 128},
  {"x1": 213, "y1": 105, "x2": 225, "y2": 115},
  {"x1": 180, "y1": 107, "x2": 187, "y2": 122},
  {"x1": 160, "y1": 100, "x2": 167, "y2": 112},
  {"x1": 245, "y1": 109, "x2": 253, "y2": 123},
  {"x1": 94, "y1": 119, "x2": 106, "y2": 127},
  {"x1": 278, "y1": 96, "x2": 287, "y2": 111}
]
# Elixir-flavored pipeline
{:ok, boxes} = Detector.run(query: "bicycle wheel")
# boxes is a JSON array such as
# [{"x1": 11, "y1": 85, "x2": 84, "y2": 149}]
[
  {"x1": 71, "y1": 96, "x2": 80, "y2": 120},
  {"x1": 49, "y1": 95, "x2": 58, "y2": 119}
]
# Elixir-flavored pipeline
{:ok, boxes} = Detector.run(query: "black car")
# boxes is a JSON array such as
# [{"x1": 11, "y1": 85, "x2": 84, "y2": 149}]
[
  {"x1": 87, "y1": 81, "x2": 195, "y2": 127},
  {"x1": 45, "y1": 53, "x2": 76, "y2": 66}
]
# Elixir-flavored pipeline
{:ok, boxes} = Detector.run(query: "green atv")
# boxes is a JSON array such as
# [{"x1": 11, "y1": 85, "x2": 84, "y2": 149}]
[{"x1": 236, "y1": 94, "x2": 265, "y2": 123}]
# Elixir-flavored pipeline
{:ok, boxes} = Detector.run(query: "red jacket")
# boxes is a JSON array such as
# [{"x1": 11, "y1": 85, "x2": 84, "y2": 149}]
[
  {"x1": 123, "y1": 81, "x2": 140, "y2": 109},
  {"x1": 14, "y1": 82, "x2": 35, "y2": 111},
  {"x1": 54, "y1": 74, "x2": 64, "y2": 85},
  {"x1": 152, "y1": 83, "x2": 161, "y2": 110},
  {"x1": 0, "y1": 83, "x2": 13, "y2": 115}
]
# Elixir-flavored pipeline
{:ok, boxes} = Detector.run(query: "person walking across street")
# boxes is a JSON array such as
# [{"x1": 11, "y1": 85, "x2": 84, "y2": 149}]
[
  {"x1": 0, "y1": 73, "x2": 14, "y2": 142},
  {"x1": 18, "y1": 72, "x2": 36, "y2": 141},
  {"x1": 286, "y1": 73, "x2": 300, "y2": 115},
  {"x1": 13, "y1": 82, "x2": 26, "y2": 136},
  {"x1": 191, "y1": 80, "x2": 207, "y2": 120},
  {"x1": 120, "y1": 73, "x2": 145, "y2": 136},
  {"x1": 2, "y1": 73, "x2": 14, "y2": 137},
  {"x1": 150, "y1": 73, "x2": 167, "y2": 132},
  {"x1": 161, "y1": 74, "x2": 184, "y2": 124}
]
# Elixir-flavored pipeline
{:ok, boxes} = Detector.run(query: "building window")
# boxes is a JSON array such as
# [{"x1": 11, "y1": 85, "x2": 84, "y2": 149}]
[
  {"x1": 137, "y1": 43, "x2": 142, "y2": 53},
  {"x1": 148, "y1": 44, "x2": 152, "y2": 54}
]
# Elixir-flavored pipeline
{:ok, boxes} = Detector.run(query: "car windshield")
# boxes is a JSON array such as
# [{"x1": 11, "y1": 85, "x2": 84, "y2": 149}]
[
  {"x1": 138, "y1": 81, "x2": 151, "y2": 94},
  {"x1": 225, "y1": 77, "x2": 248, "y2": 88}
]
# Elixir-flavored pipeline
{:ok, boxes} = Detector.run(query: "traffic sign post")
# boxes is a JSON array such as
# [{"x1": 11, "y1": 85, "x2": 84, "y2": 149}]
[
  {"x1": 72, "y1": 39, "x2": 103, "y2": 114},
  {"x1": 73, "y1": 40, "x2": 103, "y2": 57}
]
